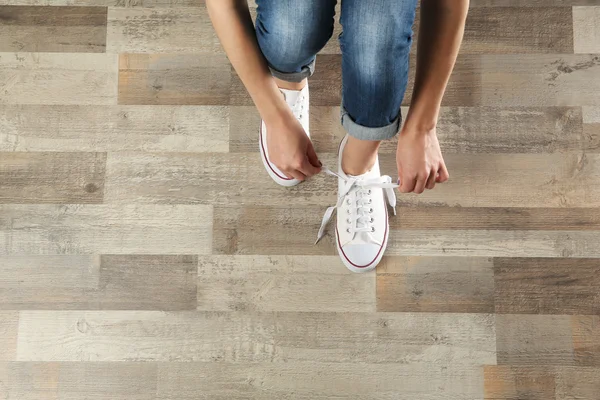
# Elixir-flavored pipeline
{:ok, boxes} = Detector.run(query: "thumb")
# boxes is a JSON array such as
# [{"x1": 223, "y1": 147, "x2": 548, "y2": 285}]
[{"x1": 306, "y1": 143, "x2": 322, "y2": 168}]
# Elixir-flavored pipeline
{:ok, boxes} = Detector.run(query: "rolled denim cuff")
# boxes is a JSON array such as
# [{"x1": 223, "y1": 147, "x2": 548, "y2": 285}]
[
  {"x1": 340, "y1": 105, "x2": 401, "y2": 141},
  {"x1": 268, "y1": 57, "x2": 316, "y2": 83}
]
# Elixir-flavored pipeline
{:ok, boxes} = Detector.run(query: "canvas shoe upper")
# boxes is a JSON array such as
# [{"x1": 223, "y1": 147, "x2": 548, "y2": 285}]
[{"x1": 316, "y1": 135, "x2": 398, "y2": 273}]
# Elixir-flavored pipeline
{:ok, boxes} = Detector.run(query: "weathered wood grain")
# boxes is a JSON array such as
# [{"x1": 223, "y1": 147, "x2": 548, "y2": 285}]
[
  {"x1": 118, "y1": 53, "x2": 230, "y2": 105},
  {"x1": 157, "y1": 362, "x2": 485, "y2": 400},
  {"x1": 0, "y1": 6, "x2": 107, "y2": 53},
  {"x1": 197, "y1": 255, "x2": 375, "y2": 312},
  {"x1": 16, "y1": 311, "x2": 496, "y2": 363},
  {"x1": 0, "y1": 311, "x2": 17, "y2": 361},
  {"x1": 390, "y1": 207, "x2": 600, "y2": 231},
  {"x1": 0, "y1": 204, "x2": 212, "y2": 255},
  {"x1": 470, "y1": 0, "x2": 599, "y2": 5},
  {"x1": 573, "y1": 6, "x2": 600, "y2": 53},
  {"x1": 376, "y1": 256, "x2": 495, "y2": 313},
  {"x1": 572, "y1": 315, "x2": 600, "y2": 366},
  {"x1": 494, "y1": 258, "x2": 600, "y2": 315},
  {"x1": 0, "y1": 152, "x2": 106, "y2": 204},
  {"x1": 0, "y1": 52, "x2": 118, "y2": 105},
  {"x1": 107, "y1": 6, "x2": 219, "y2": 53},
  {"x1": 484, "y1": 365, "x2": 556, "y2": 400},
  {"x1": 0, "y1": 255, "x2": 197, "y2": 310},
  {"x1": 0, "y1": 105, "x2": 229, "y2": 152},
  {"x1": 496, "y1": 314, "x2": 575, "y2": 365},
  {"x1": 0, "y1": 362, "x2": 157, "y2": 400},
  {"x1": 229, "y1": 106, "x2": 588, "y2": 154},
  {"x1": 555, "y1": 366, "x2": 600, "y2": 399},
  {"x1": 461, "y1": 7, "x2": 573, "y2": 54},
  {"x1": 103, "y1": 152, "x2": 337, "y2": 206},
  {"x1": 106, "y1": 152, "x2": 600, "y2": 208}
]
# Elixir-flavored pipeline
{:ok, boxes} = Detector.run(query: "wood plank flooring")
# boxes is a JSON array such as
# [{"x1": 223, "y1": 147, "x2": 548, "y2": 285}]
[{"x1": 1, "y1": 1, "x2": 599, "y2": 399}]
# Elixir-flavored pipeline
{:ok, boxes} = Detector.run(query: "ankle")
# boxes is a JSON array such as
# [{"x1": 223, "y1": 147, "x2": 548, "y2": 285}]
[
  {"x1": 274, "y1": 77, "x2": 307, "y2": 91},
  {"x1": 342, "y1": 136, "x2": 380, "y2": 176}
]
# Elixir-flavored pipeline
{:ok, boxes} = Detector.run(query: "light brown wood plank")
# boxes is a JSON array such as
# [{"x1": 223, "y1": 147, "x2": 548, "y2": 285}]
[
  {"x1": 107, "y1": 6, "x2": 219, "y2": 53},
  {"x1": 0, "y1": 105, "x2": 229, "y2": 152},
  {"x1": 106, "y1": 152, "x2": 600, "y2": 208},
  {"x1": 484, "y1": 365, "x2": 600, "y2": 400},
  {"x1": 197, "y1": 255, "x2": 375, "y2": 312},
  {"x1": 0, "y1": 152, "x2": 106, "y2": 204},
  {"x1": 0, "y1": 311, "x2": 18, "y2": 361},
  {"x1": 496, "y1": 314, "x2": 575, "y2": 365},
  {"x1": 573, "y1": 6, "x2": 600, "y2": 53},
  {"x1": 470, "y1": 0, "x2": 599, "y2": 5},
  {"x1": 0, "y1": 52, "x2": 117, "y2": 105},
  {"x1": 376, "y1": 256, "x2": 495, "y2": 313},
  {"x1": 157, "y1": 362, "x2": 485, "y2": 400},
  {"x1": 230, "y1": 106, "x2": 589, "y2": 154},
  {"x1": 16, "y1": 311, "x2": 496, "y2": 363},
  {"x1": 572, "y1": 315, "x2": 600, "y2": 366},
  {"x1": 0, "y1": 0, "x2": 203, "y2": 5},
  {"x1": 0, "y1": 362, "x2": 157, "y2": 400},
  {"x1": 0, "y1": 6, "x2": 107, "y2": 53},
  {"x1": 583, "y1": 107, "x2": 600, "y2": 156},
  {"x1": 0, "y1": 205, "x2": 212, "y2": 255},
  {"x1": 484, "y1": 365, "x2": 555, "y2": 400},
  {"x1": 118, "y1": 53, "x2": 230, "y2": 105},
  {"x1": 494, "y1": 258, "x2": 600, "y2": 315},
  {"x1": 0, "y1": 255, "x2": 197, "y2": 310}
]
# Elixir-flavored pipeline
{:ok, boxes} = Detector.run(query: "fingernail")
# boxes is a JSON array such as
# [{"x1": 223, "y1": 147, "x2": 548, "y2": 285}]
[{"x1": 319, "y1": 161, "x2": 323, "y2": 167}]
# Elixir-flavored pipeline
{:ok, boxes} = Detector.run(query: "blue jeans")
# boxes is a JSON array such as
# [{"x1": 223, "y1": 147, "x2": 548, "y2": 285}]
[{"x1": 255, "y1": 0, "x2": 418, "y2": 141}]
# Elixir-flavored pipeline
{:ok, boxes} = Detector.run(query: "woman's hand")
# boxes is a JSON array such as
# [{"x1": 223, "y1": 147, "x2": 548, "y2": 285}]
[
  {"x1": 266, "y1": 115, "x2": 321, "y2": 181},
  {"x1": 396, "y1": 126, "x2": 449, "y2": 193}
]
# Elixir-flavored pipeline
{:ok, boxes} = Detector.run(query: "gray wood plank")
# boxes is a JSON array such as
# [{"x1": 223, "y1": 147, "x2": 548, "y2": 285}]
[
  {"x1": 118, "y1": 53, "x2": 230, "y2": 105},
  {"x1": 0, "y1": 362, "x2": 157, "y2": 400},
  {"x1": 0, "y1": 204, "x2": 212, "y2": 255},
  {"x1": 229, "y1": 106, "x2": 589, "y2": 154},
  {"x1": 377, "y1": 256, "x2": 495, "y2": 313},
  {"x1": 0, "y1": 52, "x2": 118, "y2": 105},
  {"x1": 0, "y1": 311, "x2": 17, "y2": 361},
  {"x1": 197, "y1": 255, "x2": 375, "y2": 312},
  {"x1": 107, "y1": 6, "x2": 219, "y2": 53},
  {"x1": 494, "y1": 258, "x2": 600, "y2": 315},
  {"x1": 496, "y1": 314, "x2": 575, "y2": 365},
  {"x1": 0, "y1": 105, "x2": 229, "y2": 152},
  {"x1": 573, "y1": 6, "x2": 600, "y2": 53},
  {"x1": 0, "y1": 255, "x2": 198, "y2": 310},
  {"x1": 16, "y1": 311, "x2": 496, "y2": 364},
  {"x1": 0, "y1": 152, "x2": 106, "y2": 204},
  {"x1": 106, "y1": 152, "x2": 600, "y2": 208},
  {"x1": 157, "y1": 362, "x2": 484, "y2": 400},
  {"x1": 0, "y1": 6, "x2": 107, "y2": 53},
  {"x1": 555, "y1": 366, "x2": 600, "y2": 399}
]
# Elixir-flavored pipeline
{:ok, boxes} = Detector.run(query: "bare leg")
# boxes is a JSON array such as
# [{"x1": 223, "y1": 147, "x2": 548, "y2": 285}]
[{"x1": 341, "y1": 136, "x2": 380, "y2": 176}]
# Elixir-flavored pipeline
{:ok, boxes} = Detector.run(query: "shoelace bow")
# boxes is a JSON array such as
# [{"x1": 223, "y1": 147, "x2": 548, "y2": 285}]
[{"x1": 315, "y1": 167, "x2": 399, "y2": 245}]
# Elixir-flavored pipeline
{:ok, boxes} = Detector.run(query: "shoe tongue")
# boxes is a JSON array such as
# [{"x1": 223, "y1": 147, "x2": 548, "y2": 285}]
[{"x1": 279, "y1": 88, "x2": 302, "y2": 107}]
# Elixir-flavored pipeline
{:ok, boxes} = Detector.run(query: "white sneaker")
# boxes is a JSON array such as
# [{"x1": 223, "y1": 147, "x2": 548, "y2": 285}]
[
  {"x1": 259, "y1": 84, "x2": 310, "y2": 187},
  {"x1": 316, "y1": 135, "x2": 398, "y2": 273}
]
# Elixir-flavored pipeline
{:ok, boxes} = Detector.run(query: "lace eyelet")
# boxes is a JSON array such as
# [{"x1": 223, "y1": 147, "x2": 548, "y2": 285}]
[
  {"x1": 347, "y1": 218, "x2": 351, "y2": 224},
  {"x1": 368, "y1": 199, "x2": 372, "y2": 204},
  {"x1": 368, "y1": 189, "x2": 372, "y2": 195},
  {"x1": 370, "y1": 217, "x2": 374, "y2": 223},
  {"x1": 346, "y1": 228, "x2": 351, "y2": 233},
  {"x1": 369, "y1": 208, "x2": 373, "y2": 213},
  {"x1": 346, "y1": 209, "x2": 351, "y2": 214},
  {"x1": 346, "y1": 199, "x2": 351, "y2": 205},
  {"x1": 371, "y1": 227, "x2": 375, "y2": 232}
]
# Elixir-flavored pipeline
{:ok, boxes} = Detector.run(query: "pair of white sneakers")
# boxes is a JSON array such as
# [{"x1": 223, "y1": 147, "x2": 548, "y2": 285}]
[{"x1": 259, "y1": 84, "x2": 398, "y2": 273}]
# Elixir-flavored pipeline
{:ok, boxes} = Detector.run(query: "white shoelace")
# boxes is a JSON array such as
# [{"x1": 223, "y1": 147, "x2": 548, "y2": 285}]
[{"x1": 315, "y1": 167, "x2": 399, "y2": 245}]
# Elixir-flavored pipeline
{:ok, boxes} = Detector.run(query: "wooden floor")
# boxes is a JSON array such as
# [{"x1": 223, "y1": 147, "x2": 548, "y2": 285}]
[{"x1": 1, "y1": 0, "x2": 600, "y2": 399}]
